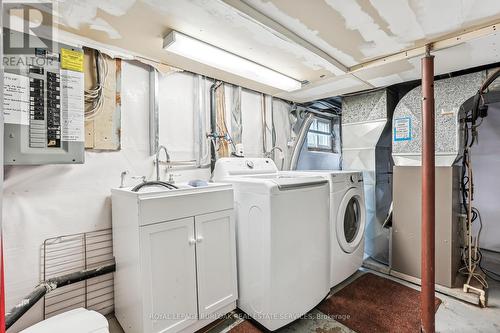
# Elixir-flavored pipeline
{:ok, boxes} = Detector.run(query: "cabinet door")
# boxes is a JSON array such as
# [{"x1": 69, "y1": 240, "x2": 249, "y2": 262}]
[
  {"x1": 140, "y1": 218, "x2": 198, "y2": 333},
  {"x1": 195, "y1": 210, "x2": 238, "y2": 318}
]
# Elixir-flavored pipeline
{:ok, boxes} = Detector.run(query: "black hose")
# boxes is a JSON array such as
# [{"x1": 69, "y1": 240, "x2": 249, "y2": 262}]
[
  {"x1": 95, "y1": 49, "x2": 101, "y2": 84},
  {"x1": 131, "y1": 181, "x2": 178, "y2": 192},
  {"x1": 6, "y1": 262, "x2": 116, "y2": 330}
]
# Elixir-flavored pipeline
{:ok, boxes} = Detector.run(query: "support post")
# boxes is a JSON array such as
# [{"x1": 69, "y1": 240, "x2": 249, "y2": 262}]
[{"x1": 421, "y1": 45, "x2": 435, "y2": 333}]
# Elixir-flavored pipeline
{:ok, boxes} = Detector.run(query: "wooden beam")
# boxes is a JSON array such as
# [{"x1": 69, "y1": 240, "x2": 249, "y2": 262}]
[{"x1": 350, "y1": 20, "x2": 499, "y2": 73}]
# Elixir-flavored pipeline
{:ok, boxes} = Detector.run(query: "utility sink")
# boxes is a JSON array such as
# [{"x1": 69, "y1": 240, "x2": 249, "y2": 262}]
[
  {"x1": 111, "y1": 182, "x2": 233, "y2": 226},
  {"x1": 111, "y1": 180, "x2": 237, "y2": 333}
]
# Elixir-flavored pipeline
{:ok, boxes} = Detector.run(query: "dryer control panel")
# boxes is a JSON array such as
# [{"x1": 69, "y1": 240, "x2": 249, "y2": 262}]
[{"x1": 213, "y1": 157, "x2": 278, "y2": 179}]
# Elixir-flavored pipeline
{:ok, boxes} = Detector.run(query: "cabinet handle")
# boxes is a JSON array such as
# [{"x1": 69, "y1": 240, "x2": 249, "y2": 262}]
[
  {"x1": 196, "y1": 236, "x2": 204, "y2": 243},
  {"x1": 188, "y1": 238, "x2": 196, "y2": 245}
]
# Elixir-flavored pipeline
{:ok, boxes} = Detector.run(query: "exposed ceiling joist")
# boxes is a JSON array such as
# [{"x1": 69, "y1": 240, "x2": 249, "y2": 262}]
[{"x1": 220, "y1": 0, "x2": 349, "y2": 76}]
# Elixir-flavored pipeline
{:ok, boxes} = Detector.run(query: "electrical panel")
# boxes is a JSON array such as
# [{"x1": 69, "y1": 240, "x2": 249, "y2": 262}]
[{"x1": 3, "y1": 29, "x2": 85, "y2": 164}]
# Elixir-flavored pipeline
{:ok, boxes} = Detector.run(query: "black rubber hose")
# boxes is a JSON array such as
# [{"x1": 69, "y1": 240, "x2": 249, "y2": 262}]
[
  {"x1": 6, "y1": 263, "x2": 116, "y2": 330},
  {"x1": 131, "y1": 181, "x2": 178, "y2": 192}
]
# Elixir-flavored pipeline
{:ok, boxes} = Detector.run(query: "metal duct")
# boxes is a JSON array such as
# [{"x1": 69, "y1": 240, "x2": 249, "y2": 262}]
[
  {"x1": 289, "y1": 112, "x2": 315, "y2": 170},
  {"x1": 392, "y1": 71, "x2": 485, "y2": 167},
  {"x1": 342, "y1": 89, "x2": 396, "y2": 264}
]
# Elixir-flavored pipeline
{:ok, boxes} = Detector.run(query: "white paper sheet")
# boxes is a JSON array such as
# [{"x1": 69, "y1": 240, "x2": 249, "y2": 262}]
[
  {"x1": 60, "y1": 70, "x2": 84, "y2": 142},
  {"x1": 3, "y1": 72, "x2": 29, "y2": 125}
]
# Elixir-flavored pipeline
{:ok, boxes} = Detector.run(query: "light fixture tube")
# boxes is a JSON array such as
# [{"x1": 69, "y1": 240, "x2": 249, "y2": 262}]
[{"x1": 163, "y1": 30, "x2": 301, "y2": 92}]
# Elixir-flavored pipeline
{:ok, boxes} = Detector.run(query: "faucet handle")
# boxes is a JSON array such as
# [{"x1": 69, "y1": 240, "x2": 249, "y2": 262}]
[
  {"x1": 131, "y1": 176, "x2": 147, "y2": 183},
  {"x1": 120, "y1": 170, "x2": 130, "y2": 188},
  {"x1": 168, "y1": 173, "x2": 181, "y2": 183}
]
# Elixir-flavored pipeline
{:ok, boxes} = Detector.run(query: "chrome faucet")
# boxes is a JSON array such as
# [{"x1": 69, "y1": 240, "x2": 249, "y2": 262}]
[
  {"x1": 155, "y1": 145, "x2": 171, "y2": 181},
  {"x1": 265, "y1": 146, "x2": 285, "y2": 170},
  {"x1": 265, "y1": 146, "x2": 284, "y2": 158},
  {"x1": 120, "y1": 170, "x2": 129, "y2": 188}
]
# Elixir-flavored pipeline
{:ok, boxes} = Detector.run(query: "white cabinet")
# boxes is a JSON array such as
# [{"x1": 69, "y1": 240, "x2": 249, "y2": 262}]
[
  {"x1": 112, "y1": 185, "x2": 237, "y2": 333},
  {"x1": 195, "y1": 211, "x2": 237, "y2": 319},
  {"x1": 140, "y1": 218, "x2": 198, "y2": 333}
]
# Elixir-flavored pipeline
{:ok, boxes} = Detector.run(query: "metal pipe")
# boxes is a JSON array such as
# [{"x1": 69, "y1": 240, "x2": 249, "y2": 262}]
[
  {"x1": 289, "y1": 113, "x2": 315, "y2": 170},
  {"x1": 155, "y1": 145, "x2": 171, "y2": 181},
  {"x1": 6, "y1": 262, "x2": 116, "y2": 330},
  {"x1": 149, "y1": 68, "x2": 159, "y2": 156},
  {"x1": 421, "y1": 46, "x2": 436, "y2": 333},
  {"x1": 209, "y1": 81, "x2": 221, "y2": 172}
]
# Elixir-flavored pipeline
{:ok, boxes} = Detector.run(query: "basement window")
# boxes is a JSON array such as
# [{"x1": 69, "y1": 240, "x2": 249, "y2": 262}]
[{"x1": 307, "y1": 118, "x2": 334, "y2": 152}]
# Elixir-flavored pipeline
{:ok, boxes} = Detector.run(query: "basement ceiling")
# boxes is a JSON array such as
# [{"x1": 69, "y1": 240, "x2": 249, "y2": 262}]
[{"x1": 53, "y1": 0, "x2": 500, "y2": 102}]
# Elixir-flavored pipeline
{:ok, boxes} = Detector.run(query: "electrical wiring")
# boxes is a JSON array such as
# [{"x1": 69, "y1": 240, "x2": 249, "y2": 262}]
[
  {"x1": 458, "y1": 146, "x2": 488, "y2": 289},
  {"x1": 214, "y1": 82, "x2": 237, "y2": 156},
  {"x1": 84, "y1": 49, "x2": 109, "y2": 120},
  {"x1": 458, "y1": 69, "x2": 500, "y2": 288},
  {"x1": 473, "y1": 209, "x2": 500, "y2": 282}
]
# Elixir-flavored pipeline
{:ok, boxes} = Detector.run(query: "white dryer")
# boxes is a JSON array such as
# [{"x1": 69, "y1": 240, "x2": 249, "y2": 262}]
[
  {"x1": 213, "y1": 158, "x2": 330, "y2": 331},
  {"x1": 286, "y1": 170, "x2": 366, "y2": 287}
]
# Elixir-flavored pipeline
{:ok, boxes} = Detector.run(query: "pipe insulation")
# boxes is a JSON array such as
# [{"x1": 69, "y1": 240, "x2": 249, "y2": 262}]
[{"x1": 5, "y1": 262, "x2": 116, "y2": 330}]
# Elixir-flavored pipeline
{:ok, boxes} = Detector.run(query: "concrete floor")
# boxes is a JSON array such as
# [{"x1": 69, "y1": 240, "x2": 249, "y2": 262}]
[
  {"x1": 434, "y1": 250, "x2": 500, "y2": 332},
  {"x1": 108, "y1": 251, "x2": 500, "y2": 333}
]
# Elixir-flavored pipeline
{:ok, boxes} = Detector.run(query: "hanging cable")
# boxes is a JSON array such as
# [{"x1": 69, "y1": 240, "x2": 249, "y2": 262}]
[
  {"x1": 212, "y1": 82, "x2": 237, "y2": 158},
  {"x1": 475, "y1": 209, "x2": 500, "y2": 282},
  {"x1": 84, "y1": 49, "x2": 109, "y2": 120},
  {"x1": 458, "y1": 69, "x2": 500, "y2": 289}
]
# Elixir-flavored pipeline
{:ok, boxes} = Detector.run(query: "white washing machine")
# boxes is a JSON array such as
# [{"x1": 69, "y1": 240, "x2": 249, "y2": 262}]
[
  {"x1": 213, "y1": 158, "x2": 330, "y2": 331},
  {"x1": 286, "y1": 170, "x2": 366, "y2": 287}
]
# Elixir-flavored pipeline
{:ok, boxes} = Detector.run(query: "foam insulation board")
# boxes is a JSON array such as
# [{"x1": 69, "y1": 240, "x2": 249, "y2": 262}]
[
  {"x1": 158, "y1": 71, "x2": 198, "y2": 161},
  {"x1": 392, "y1": 71, "x2": 485, "y2": 166},
  {"x1": 241, "y1": 89, "x2": 265, "y2": 157},
  {"x1": 84, "y1": 50, "x2": 121, "y2": 150},
  {"x1": 271, "y1": 98, "x2": 294, "y2": 169}
]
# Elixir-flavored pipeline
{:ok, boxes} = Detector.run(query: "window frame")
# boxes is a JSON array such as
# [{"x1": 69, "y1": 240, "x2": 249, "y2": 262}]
[{"x1": 307, "y1": 117, "x2": 334, "y2": 152}]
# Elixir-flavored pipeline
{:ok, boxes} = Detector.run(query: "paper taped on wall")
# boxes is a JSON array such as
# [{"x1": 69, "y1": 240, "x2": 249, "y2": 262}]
[
  {"x1": 61, "y1": 70, "x2": 85, "y2": 142},
  {"x1": 3, "y1": 73, "x2": 30, "y2": 125},
  {"x1": 393, "y1": 117, "x2": 411, "y2": 142}
]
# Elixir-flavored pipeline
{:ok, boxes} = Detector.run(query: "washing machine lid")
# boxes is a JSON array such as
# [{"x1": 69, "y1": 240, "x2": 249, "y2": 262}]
[
  {"x1": 250, "y1": 174, "x2": 328, "y2": 190},
  {"x1": 336, "y1": 186, "x2": 366, "y2": 253},
  {"x1": 284, "y1": 170, "x2": 363, "y2": 184},
  {"x1": 223, "y1": 174, "x2": 327, "y2": 194}
]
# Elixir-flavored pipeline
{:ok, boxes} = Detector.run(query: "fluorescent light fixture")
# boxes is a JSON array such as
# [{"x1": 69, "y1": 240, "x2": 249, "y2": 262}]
[{"x1": 163, "y1": 30, "x2": 302, "y2": 92}]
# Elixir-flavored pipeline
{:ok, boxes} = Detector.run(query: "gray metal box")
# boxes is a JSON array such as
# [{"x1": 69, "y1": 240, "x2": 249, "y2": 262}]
[
  {"x1": 392, "y1": 166, "x2": 462, "y2": 288},
  {"x1": 3, "y1": 28, "x2": 84, "y2": 165}
]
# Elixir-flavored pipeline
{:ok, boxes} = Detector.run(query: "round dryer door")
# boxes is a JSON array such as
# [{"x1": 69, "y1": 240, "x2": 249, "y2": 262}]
[{"x1": 336, "y1": 187, "x2": 366, "y2": 253}]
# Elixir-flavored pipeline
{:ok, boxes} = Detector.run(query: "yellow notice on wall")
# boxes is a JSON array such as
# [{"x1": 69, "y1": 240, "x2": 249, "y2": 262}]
[{"x1": 61, "y1": 48, "x2": 84, "y2": 72}]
